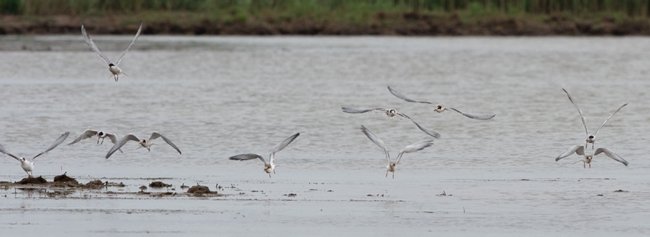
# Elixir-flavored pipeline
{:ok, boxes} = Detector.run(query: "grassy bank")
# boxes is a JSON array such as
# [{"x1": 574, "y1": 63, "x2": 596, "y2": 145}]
[{"x1": 2, "y1": 0, "x2": 650, "y2": 35}]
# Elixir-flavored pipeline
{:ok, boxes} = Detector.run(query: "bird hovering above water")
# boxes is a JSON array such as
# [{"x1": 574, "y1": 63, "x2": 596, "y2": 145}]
[
  {"x1": 555, "y1": 145, "x2": 628, "y2": 168},
  {"x1": 562, "y1": 88, "x2": 627, "y2": 149},
  {"x1": 81, "y1": 20, "x2": 143, "y2": 81},
  {"x1": 229, "y1": 133, "x2": 300, "y2": 178},
  {"x1": 387, "y1": 86, "x2": 496, "y2": 120},
  {"x1": 341, "y1": 107, "x2": 441, "y2": 138},
  {"x1": 105, "y1": 132, "x2": 181, "y2": 159},
  {"x1": 0, "y1": 132, "x2": 70, "y2": 178},
  {"x1": 360, "y1": 125, "x2": 433, "y2": 179},
  {"x1": 68, "y1": 129, "x2": 122, "y2": 153}
]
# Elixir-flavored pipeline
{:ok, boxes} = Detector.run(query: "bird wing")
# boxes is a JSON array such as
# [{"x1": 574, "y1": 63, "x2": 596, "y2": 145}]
[
  {"x1": 360, "y1": 125, "x2": 391, "y2": 164},
  {"x1": 397, "y1": 112, "x2": 441, "y2": 138},
  {"x1": 396, "y1": 140, "x2": 434, "y2": 164},
  {"x1": 68, "y1": 129, "x2": 98, "y2": 145},
  {"x1": 105, "y1": 134, "x2": 140, "y2": 159},
  {"x1": 106, "y1": 133, "x2": 118, "y2": 144},
  {"x1": 448, "y1": 107, "x2": 496, "y2": 120},
  {"x1": 269, "y1": 133, "x2": 300, "y2": 164},
  {"x1": 33, "y1": 132, "x2": 70, "y2": 160},
  {"x1": 594, "y1": 148, "x2": 629, "y2": 166},
  {"x1": 341, "y1": 107, "x2": 385, "y2": 114},
  {"x1": 562, "y1": 88, "x2": 589, "y2": 136},
  {"x1": 81, "y1": 24, "x2": 111, "y2": 65},
  {"x1": 555, "y1": 145, "x2": 584, "y2": 161},
  {"x1": 149, "y1": 132, "x2": 182, "y2": 155},
  {"x1": 229, "y1": 154, "x2": 267, "y2": 165},
  {"x1": 593, "y1": 103, "x2": 628, "y2": 137},
  {"x1": 115, "y1": 20, "x2": 143, "y2": 66},
  {"x1": 387, "y1": 86, "x2": 434, "y2": 104},
  {"x1": 0, "y1": 144, "x2": 21, "y2": 161}
]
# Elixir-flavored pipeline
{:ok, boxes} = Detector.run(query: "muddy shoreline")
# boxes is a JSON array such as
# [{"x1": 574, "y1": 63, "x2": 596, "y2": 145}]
[
  {"x1": 1, "y1": 173, "x2": 224, "y2": 198},
  {"x1": 1, "y1": 13, "x2": 649, "y2": 36}
]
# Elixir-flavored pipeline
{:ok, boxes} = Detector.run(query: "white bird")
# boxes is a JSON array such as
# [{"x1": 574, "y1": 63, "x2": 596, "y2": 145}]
[
  {"x1": 105, "y1": 132, "x2": 181, "y2": 159},
  {"x1": 68, "y1": 129, "x2": 122, "y2": 153},
  {"x1": 556, "y1": 145, "x2": 628, "y2": 168},
  {"x1": 387, "y1": 86, "x2": 496, "y2": 120},
  {"x1": 342, "y1": 107, "x2": 441, "y2": 138},
  {"x1": 360, "y1": 125, "x2": 433, "y2": 178},
  {"x1": 229, "y1": 133, "x2": 300, "y2": 178},
  {"x1": 0, "y1": 132, "x2": 70, "y2": 178},
  {"x1": 81, "y1": 20, "x2": 143, "y2": 81},
  {"x1": 562, "y1": 88, "x2": 627, "y2": 149}
]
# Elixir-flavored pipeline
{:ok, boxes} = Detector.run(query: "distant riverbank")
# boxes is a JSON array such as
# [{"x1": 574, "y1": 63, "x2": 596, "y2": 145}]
[
  {"x1": 3, "y1": 0, "x2": 650, "y2": 36},
  {"x1": 2, "y1": 12, "x2": 650, "y2": 36}
]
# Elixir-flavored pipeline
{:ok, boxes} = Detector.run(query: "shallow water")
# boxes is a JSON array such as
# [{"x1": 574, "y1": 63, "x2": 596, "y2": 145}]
[{"x1": 1, "y1": 36, "x2": 650, "y2": 236}]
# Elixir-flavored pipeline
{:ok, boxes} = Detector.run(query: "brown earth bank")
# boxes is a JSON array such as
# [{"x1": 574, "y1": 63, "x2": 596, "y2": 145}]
[{"x1": 1, "y1": 13, "x2": 650, "y2": 36}]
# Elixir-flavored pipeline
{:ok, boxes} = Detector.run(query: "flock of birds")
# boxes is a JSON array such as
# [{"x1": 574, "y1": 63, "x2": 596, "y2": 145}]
[
  {"x1": 0, "y1": 21, "x2": 631, "y2": 180},
  {"x1": 341, "y1": 86, "x2": 496, "y2": 178}
]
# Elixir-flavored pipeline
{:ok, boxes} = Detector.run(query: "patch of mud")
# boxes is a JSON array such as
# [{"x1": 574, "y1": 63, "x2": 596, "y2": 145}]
[
  {"x1": 16, "y1": 176, "x2": 48, "y2": 184},
  {"x1": 187, "y1": 185, "x2": 211, "y2": 194},
  {"x1": 149, "y1": 181, "x2": 172, "y2": 188},
  {"x1": 53, "y1": 172, "x2": 79, "y2": 185},
  {"x1": 84, "y1": 180, "x2": 104, "y2": 189}
]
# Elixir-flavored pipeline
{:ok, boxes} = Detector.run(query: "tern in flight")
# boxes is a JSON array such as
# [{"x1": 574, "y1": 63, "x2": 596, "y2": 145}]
[
  {"x1": 562, "y1": 88, "x2": 627, "y2": 149},
  {"x1": 0, "y1": 132, "x2": 70, "y2": 178},
  {"x1": 68, "y1": 129, "x2": 122, "y2": 153},
  {"x1": 342, "y1": 107, "x2": 441, "y2": 138},
  {"x1": 105, "y1": 132, "x2": 181, "y2": 159},
  {"x1": 229, "y1": 133, "x2": 300, "y2": 178},
  {"x1": 556, "y1": 145, "x2": 628, "y2": 168},
  {"x1": 360, "y1": 125, "x2": 433, "y2": 178},
  {"x1": 387, "y1": 86, "x2": 496, "y2": 120},
  {"x1": 81, "y1": 20, "x2": 143, "y2": 81}
]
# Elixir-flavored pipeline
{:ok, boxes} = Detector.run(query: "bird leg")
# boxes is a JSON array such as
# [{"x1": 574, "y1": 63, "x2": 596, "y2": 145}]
[
  {"x1": 385, "y1": 170, "x2": 388, "y2": 177},
  {"x1": 268, "y1": 173, "x2": 272, "y2": 178},
  {"x1": 100, "y1": 137, "x2": 105, "y2": 145},
  {"x1": 589, "y1": 163, "x2": 591, "y2": 168},
  {"x1": 147, "y1": 143, "x2": 156, "y2": 152},
  {"x1": 392, "y1": 172, "x2": 395, "y2": 179}
]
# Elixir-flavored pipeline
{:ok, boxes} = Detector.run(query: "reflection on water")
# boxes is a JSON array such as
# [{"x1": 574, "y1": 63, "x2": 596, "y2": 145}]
[{"x1": 1, "y1": 36, "x2": 650, "y2": 236}]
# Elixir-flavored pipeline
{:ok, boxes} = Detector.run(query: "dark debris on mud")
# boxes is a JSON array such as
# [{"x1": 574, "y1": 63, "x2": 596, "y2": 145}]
[
  {"x1": 149, "y1": 181, "x2": 172, "y2": 188},
  {"x1": 53, "y1": 172, "x2": 79, "y2": 185},
  {"x1": 84, "y1": 180, "x2": 105, "y2": 189},
  {"x1": 1, "y1": 174, "x2": 227, "y2": 198},
  {"x1": 187, "y1": 185, "x2": 211, "y2": 194},
  {"x1": 16, "y1": 176, "x2": 48, "y2": 184}
]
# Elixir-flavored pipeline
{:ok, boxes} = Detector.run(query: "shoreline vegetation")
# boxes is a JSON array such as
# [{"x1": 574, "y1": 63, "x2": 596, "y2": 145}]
[{"x1": 2, "y1": 0, "x2": 650, "y2": 35}]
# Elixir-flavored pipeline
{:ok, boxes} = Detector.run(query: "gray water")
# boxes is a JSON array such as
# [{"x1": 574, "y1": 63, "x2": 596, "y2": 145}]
[{"x1": 1, "y1": 36, "x2": 650, "y2": 236}]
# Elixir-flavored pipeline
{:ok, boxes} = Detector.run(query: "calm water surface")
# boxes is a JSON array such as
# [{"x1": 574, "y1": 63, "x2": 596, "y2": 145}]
[{"x1": 1, "y1": 36, "x2": 650, "y2": 236}]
